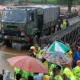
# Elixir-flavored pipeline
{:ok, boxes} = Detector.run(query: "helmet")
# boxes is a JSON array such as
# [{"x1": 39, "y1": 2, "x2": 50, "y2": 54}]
[{"x1": 30, "y1": 46, "x2": 35, "y2": 50}]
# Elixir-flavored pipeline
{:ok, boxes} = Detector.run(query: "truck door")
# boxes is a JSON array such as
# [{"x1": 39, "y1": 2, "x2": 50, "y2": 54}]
[
  {"x1": 26, "y1": 10, "x2": 37, "y2": 35},
  {"x1": 38, "y1": 15, "x2": 43, "y2": 31}
]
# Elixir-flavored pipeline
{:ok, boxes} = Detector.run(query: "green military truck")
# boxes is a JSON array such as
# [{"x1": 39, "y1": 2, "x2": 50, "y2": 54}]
[{"x1": 1, "y1": 5, "x2": 60, "y2": 46}]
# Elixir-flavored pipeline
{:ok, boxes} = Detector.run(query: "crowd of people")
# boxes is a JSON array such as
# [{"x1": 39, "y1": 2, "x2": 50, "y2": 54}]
[
  {"x1": 0, "y1": 42, "x2": 80, "y2": 80},
  {"x1": 1, "y1": 42, "x2": 80, "y2": 80},
  {"x1": 50, "y1": 18, "x2": 69, "y2": 36}
]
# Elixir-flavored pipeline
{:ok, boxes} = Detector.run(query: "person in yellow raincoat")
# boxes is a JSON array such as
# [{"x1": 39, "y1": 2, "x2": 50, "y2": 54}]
[
  {"x1": 50, "y1": 65, "x2": 63, "y2": 80},
  {"x1": 63, "y1": 68, "x2": 76, "y2": 80},
  {"x1": 73, "y1": 60, "x2": 80, "y2": 80},
  {"x1": 61, "y1": 19, "x2": 67, "y2": 30},
  {"x1": 49, "y1": 64, "x2": 63, "y2": 77},
  {"x1": 30, "y1": 46, "x2": 37, "y2": 55},
  {"x1": 36, "y1": 47, "x2": 44, "y2": 59}
]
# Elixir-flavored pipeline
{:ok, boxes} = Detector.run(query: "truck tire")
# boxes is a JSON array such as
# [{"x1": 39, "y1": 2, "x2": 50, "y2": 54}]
[{"x1": 4, "y1": 40, "x2": 12, "y2": 47}]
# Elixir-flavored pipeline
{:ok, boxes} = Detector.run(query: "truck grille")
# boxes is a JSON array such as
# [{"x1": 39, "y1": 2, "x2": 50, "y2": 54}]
[
  {"x1": 7, "y1": 25, "x2": 17, "y2": 29},
  {"x1": 3, "y1": 29, "x2": 21, "y2": 36}
]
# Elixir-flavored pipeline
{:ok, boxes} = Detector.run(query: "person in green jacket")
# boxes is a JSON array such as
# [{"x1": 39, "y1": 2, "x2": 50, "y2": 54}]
[
  {"x1": 14, "y1": 68, "x2": 34, "y2": 80},
  {"x1": 72, "y1": 60, "x2": 80, "y2": 80},
  {"x1": 73, "y1": 66, "x2": 80, "y2": 80},
  {"x1": 14, "y1": 68, "x2": 20, "y2": 74},
  {"x1": 22, "y1": 70, "x2": 34, "y2": 79},
  {"x1": 14, "y1": 68, "x2": 22, "y2": 80}
]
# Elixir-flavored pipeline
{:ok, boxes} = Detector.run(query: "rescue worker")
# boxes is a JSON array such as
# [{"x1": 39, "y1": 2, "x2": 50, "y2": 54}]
[
  {"x1": 22, "y1": 71, "x2": 34, "y2": 80},
  {"x1": 73, "y1": 60, "x2": 80, "y2": 80},
  {"x1": 14, "y1": 68, "x2": 22, "y2": 80},
  {"x1": 30, "y1": 46, "x2": 37, "y2": 54},
  {"x1": 14, "y1": 68, "x2": 34, "y2": 80},
  {"x1": 61, "y1": 19, "x2": 67, "y2": 30},
  {"x1": 14, "y1": 68, "x2": 20, "y2": 74},
  {"x1": 49, "y1": 64, "x2": 57, "y2": 72},
  {"x1": 28, "y1": 49, "x2": 36, "y2": 57},
  {"x1": 63, "y1": 68, "x2": 76, "y2": 80},
  {"x1": 49, "y1": 64, "x2": 57, "y2": 77},
  {"x1": 50, "y1": 65, "x2": 63, "y2": 80},
  {"x1": 36, "y1": 47, "x2": 44, "y2": 59},
  {"x1": 49, "y1": 64, "x2": 63, "y2": 78}
]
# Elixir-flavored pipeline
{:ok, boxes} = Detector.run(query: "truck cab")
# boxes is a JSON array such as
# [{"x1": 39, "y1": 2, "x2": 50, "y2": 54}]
[{"x1": 1, "y1": 7, "x2": 38, "y2": 46}]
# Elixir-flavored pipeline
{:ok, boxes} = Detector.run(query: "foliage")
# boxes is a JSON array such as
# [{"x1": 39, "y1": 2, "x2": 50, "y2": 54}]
[
  {"x1": 57, "y1": 0, "x2": 74, "y2": 5},
  {"x1": 1, "y1": 0, "x2": 80, "y2": 5}
]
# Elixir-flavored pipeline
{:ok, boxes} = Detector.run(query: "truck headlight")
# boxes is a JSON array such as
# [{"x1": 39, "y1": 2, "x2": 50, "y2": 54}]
[{"x1": 21, "y1": 32, "x2": 25, "y2": 36}]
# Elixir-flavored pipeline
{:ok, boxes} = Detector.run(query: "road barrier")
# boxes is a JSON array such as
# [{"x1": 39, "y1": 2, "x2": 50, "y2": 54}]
[{"x1": 40, "y1": 21, "x2": 80, "y2": 46}]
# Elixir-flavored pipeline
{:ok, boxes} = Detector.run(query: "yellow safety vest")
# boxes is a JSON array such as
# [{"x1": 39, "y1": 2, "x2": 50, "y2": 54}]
[{"x1": 64, "y1": 68, "x2": 77, "y2": 80}]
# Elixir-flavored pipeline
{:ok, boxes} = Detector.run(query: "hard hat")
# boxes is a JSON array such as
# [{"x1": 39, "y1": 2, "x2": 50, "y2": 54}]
[
  {"x1": 30, "y1": 46, "x2": 37, "y2": 54},
  {"x1": 30, "y1": 46, "x2": 35, "y2": 49}
]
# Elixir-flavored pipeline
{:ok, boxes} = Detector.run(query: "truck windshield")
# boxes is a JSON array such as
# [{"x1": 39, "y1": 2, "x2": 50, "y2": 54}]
[{"x1": 2, "y1": 9, "x2": 26, "y2": 23}]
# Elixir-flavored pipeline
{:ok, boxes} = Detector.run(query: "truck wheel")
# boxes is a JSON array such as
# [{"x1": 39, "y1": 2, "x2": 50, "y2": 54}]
[{"x1": 4, "y1": 40, "x2": 12, "y2": 47}]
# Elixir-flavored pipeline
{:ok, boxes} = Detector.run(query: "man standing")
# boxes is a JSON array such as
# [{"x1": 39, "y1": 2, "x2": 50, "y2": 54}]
[{"x1": 3, "y1": 70, "x2": 10, "y2": 80}]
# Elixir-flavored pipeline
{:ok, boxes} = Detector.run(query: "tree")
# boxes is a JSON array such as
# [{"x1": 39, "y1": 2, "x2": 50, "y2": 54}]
[
  {"x1": 57, "y1": 0, "x2": 75, "y2": 13},
  {"x1": 44, "y1": 0, "x2": 47, "y2": 3},
  {"x1": 59, "y1": 0, "x2": 80, "y2": 12}
]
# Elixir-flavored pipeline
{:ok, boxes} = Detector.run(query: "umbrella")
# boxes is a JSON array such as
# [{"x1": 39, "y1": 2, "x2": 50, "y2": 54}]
[
  {"x1": 7, "y1": 56, "x2": 48, "y2": 73},
  {"x1": 47, "y1": 41, "x2": 70, "y2": 54},
  {"x1": 43, "y1": 51, "x2": 70, "y2": 65}
]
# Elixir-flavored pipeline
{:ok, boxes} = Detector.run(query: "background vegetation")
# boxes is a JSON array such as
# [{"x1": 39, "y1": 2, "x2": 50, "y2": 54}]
[{"x1": 0, "y1": 0, "x2": 80, "y2": 12}]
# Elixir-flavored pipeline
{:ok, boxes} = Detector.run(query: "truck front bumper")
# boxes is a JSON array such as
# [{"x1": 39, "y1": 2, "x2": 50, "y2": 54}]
[{"x1": 1, "y1": 35, "x2": 31, "y2": 43}]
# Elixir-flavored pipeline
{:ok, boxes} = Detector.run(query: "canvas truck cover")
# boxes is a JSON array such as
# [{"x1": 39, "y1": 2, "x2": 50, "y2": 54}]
[
  {"x1": 25, "y1": 5, "x2": 60, "y2": 24},
  {"x1": 33, "y1": 5, "x2": 60, "y2": 24}
]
